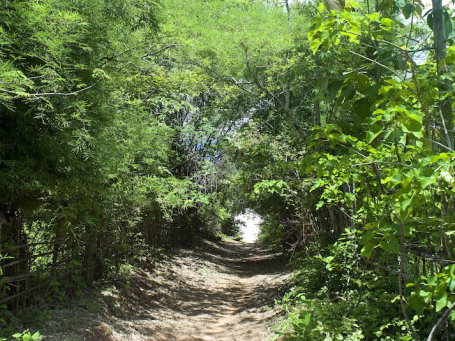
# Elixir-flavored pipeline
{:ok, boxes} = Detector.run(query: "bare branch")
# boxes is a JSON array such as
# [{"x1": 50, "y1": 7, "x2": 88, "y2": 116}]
[
  {"x1": 349, "y1": 50, "x2": 407, "y2": 83},
  {"x1": 143, "y1": 43, "x2": 178, "y2": 58},
  {"x1": 0, "y1": 84, "x2": 97, "y2": 98},
  {"x1": 427, "y1": 302, "x2": 455, "y2": 341}
]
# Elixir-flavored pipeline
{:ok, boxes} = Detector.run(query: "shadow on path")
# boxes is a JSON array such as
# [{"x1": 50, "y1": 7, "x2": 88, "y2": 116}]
[{"x1": 43, "y1": 240, "x2": 291, "y2": 341}]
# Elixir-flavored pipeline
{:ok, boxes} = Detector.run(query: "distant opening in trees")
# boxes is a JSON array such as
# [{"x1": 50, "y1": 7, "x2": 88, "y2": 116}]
[{"x1": 235, "y1": 210, "x2": 262, "y2": 243}]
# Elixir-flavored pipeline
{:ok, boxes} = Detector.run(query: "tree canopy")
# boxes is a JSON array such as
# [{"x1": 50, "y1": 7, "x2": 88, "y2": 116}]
[{"x1": 1, "y1": 0, "x2": 455, "y2": 339}]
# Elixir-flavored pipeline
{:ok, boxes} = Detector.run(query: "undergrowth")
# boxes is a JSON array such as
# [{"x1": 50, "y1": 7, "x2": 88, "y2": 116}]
[{"x1": 276, "y1": 231, "x2": 419, "y2": 340}]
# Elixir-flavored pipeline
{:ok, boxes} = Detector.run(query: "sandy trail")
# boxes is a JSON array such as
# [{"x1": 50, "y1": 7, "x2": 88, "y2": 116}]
[{"x1": 43, "y1": 240, "x2": 290, "y2": 341}]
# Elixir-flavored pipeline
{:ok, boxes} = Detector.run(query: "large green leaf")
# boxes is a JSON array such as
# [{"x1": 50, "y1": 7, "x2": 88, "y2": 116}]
[
  {"x1": 366, "y1": 124, "x2": 383, "y2": 143},
  {"x1": 380, "y1": 237, "x2": 400, "y2": 254}
]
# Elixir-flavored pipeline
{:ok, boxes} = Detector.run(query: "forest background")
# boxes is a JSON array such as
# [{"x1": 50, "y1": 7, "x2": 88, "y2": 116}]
[{"x1": 0, "y1": 0, "x2": 454, "y2": 339}]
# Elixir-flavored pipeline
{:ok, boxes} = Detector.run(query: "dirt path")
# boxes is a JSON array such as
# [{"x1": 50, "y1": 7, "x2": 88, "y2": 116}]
[{"x1": 43, "y1": 240, "x2": 290, "y2": 341}]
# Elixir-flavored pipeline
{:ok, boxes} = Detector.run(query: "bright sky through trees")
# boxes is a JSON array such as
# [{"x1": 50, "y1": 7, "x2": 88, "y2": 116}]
[{"x1": 236, "y1": 210, "x2": 262, "y2": 243}]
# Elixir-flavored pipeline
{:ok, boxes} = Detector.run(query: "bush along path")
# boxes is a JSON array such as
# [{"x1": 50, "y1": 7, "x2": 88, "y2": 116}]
[{"x1": 39, "y1": 240, "x2": 290, "y2": 341}]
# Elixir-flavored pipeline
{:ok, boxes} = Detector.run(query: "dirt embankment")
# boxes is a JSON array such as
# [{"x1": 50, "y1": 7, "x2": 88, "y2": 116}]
[{"x1": 42, "y1": 240, "x2": 291, "y2": 341}]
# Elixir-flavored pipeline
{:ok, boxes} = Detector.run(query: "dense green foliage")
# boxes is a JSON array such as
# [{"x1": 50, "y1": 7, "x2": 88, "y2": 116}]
[
  {"x1": 222, "y1": 0, "x2": 455, "y2": 339},
  {"x1": 0, "y1": 0, "x2": 248, "y2": 334},
  {"x1": 0, "y1": 0, "x2": 454, "y2": 340}
]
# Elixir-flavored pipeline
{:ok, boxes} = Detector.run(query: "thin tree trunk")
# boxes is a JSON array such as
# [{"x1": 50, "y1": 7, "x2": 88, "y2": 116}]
[
  {"x1": 432, "y1": 0, "x2": 453, "y2": 149},
  {"x1": 285, "y1": 0, "x2": 291, "y2": 28},
  {"x1": 398, "y1": 220, "x2": 420, "y2": 341},
  {"x1": 314, "y1": 100, "x2": 321, "y2": 126}
]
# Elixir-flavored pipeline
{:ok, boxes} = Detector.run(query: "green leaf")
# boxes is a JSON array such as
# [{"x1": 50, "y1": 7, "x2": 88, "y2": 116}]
[
  {"x1": 380, "y1": 18, "x2": 394, "y2": 30},
  {"x1": 427, "y1": 12, "x2": 434, "y2": 30},
  {"x1": 446, "y1": 46, "x2": 455, "y2": 64},
  {"x1": 380, "y1": 237, "x2": 400, "y2": 254},
  {"x1": 340, "y1": 84, "x2": 355, "y2": 101},
  {"x1": 409, "y1": 290, "x2": 427, "y2": 314},
  {"x1": 319, "y1": 78, "x2": 329, "y2": 92},
  {"x1": 449, "y1": 278, "x2": 455, "y2": 292},
  {"x1": 436, "y1": 294, "x2": 448, "y2": 312},
  {"x1": 360, "y1": 228, "x2": 376, "y2": 244},
  {"x1": 402, "y1": 3, "x2": 415, "y2": 19},
  {"x1": 304, "y1": 313, "x2": 312, "y2": 326},
  {"x1": 382, "y1": 173, "x2": 403, "y2": 186},
  {"x1": 328, "y1": 81, "x2": 343, "y2": 99},
  {"x1": 361, "y1": 241, "x2": 376, "y2": 258},
  {"x1": 399, "y1": 197, "x2": 412, "y2": 212},
  {"x1": 404, "y1": 119, "x2": 422, "y2": 133},
  {"x1": 366, "y1": 124, "x2": 383, "y2": 143},
  {"x1": 443, "y1": 11, "x2": 453, "y2": 40},
  {"x1": 420, "y1": 174, "x2": 437, "y2": 188},
  {"x1": 352, "y1": 97, "x2": 372, "y2": 122}
]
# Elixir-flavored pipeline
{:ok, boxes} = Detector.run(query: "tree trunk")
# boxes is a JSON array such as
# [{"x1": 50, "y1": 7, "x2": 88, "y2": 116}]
[
  {"x1": 285, "y1": 0, "x2": 291, "y2": 28},
  {"x1": 84, "y1": 232, "x2": 98, "y2": 283},
  {"x1": 432, "y1": 0, "x2": 453, "y2": 149},
  {"x1": 314, "y1": 100, "x2": 321, "y2": 126}
]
